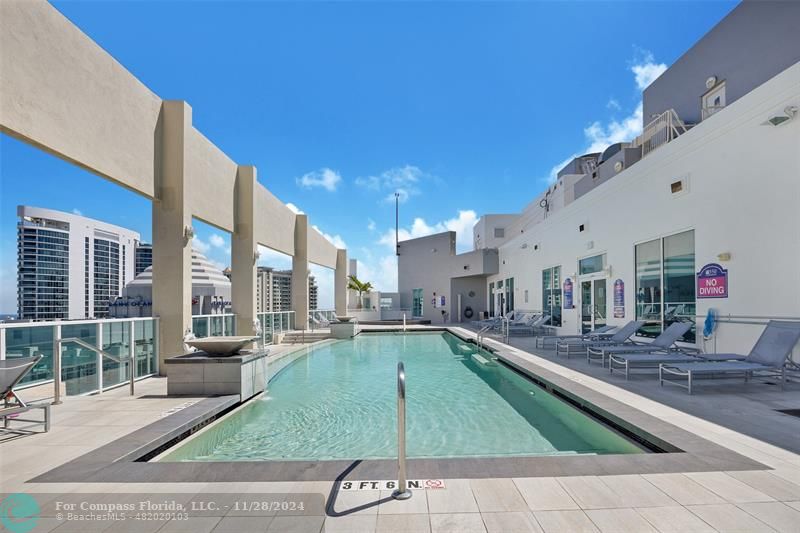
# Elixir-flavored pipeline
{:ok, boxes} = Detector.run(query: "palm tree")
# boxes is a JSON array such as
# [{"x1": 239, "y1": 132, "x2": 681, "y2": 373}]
[{"x1": 347, "y1": 275, "x2": 373, "y2": 309}]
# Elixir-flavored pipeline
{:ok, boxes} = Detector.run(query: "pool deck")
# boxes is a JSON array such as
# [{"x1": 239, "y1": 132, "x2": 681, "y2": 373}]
[{"x1": 3, "y1": 329, "x2": 800, "y2": 532}]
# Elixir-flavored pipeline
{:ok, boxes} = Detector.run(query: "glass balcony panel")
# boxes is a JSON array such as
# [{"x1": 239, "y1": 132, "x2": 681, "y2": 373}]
[
  {"x1": 5, "y1": 325, "x2": 54, "y2": 385},
  {"x1": 60, "y1": 323, "x2": 99, "y2": 395}
]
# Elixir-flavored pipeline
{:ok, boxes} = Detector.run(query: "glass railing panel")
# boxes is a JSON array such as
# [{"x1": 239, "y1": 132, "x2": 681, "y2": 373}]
[
  {"x1": 192, "y1": 316, "x2": 209, "y2": 338},
  {"x1": 210, "y1": 316, "x2": 224, "y2": 337},
  {"x1": 4, "y1": 325, "x2": 54, "y2": 385},
  {"x1": 102, "y1": 321, "x2": 131, "y2": 389},
  {"x1": 134, "y1": 319, "x2": 157, "y2": 377},
  {"x1": 60, "y1": 323, "x2": 100, "y2": 395},
  {"x1": 224, "y1": 315, "x2": 235, "y2": 336}
]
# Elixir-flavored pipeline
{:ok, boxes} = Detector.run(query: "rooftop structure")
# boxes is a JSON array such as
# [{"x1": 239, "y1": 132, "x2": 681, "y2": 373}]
[{"x1": 110, "y1": 249, "x2": 232, "y2": 317}]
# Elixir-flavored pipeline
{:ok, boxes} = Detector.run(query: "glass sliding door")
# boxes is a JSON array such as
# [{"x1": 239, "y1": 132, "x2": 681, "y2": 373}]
[
  {"x1": 412, "y1": 288, "x2": 423, "y2": 317},
  {"x1": 542, "y1": 266, "x2": 562, "y2": 327},
  {"x1": 635, "y1": 230, "x2": 695, "y2": 342},
  {"x1": 580, "y1": 278, "x2": 606, "y2": 334}
]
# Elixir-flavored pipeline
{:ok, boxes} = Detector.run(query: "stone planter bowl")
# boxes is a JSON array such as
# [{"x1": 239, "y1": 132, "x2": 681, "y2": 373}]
[{"x1": 185, "y1": 336, "x2": 260, "y2": 356}]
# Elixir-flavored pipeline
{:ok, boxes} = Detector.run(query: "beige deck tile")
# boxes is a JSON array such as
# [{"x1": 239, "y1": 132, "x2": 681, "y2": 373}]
[
  {"x1": 598, "y1": 475, "x2": 677, "y2": 508},
  {"x1": 481, "y1": 511, "x2": 543, "y2": 533},
  {"x1": 642, "y1": 474, "x2": 726, "y2": 505},
  {"x1": 514, "y1": 477, "x2": 580, "y2": 511},
  {"x1": 469, "y1": 478, "x2": 528, "y2": 512},
  {"x1": 635, "y1": 506, "x2": 716, "y2": 532},
  {"x1": 426, "y1": 479, "x2": 479, "y2": 514},
  {"x1": 322, "y1": 514, "x2": 377, "y2": 533},
  {"x1": 686, "y1": 472, "x2": 776, "y2": 503},
  {"x1": 329, "y1": 489, "x2": 381, "y2": 515},
  {"x1": 687, "y1": 503, "x2": 777, "y2": 532},
  {"x1": 376, "y1": 513, "x2": 431, "y2": 533},
  {"x1": 211, "y1": 515, "x2": 272, "y2": 533},
  {"x1": 727, "y1": 471, "x2": 800, "y2": 501},
  {"x1": 429, "y1": 513, "x2": 487, "y2": 533},
  {"x1": 557, "y1": 476, "x2": 626, "y2": 509},
  {"x1": 786, "y1": 501, "x2": 800, "y2": 511},
  {"x1": 584, "y1": 508, "x2": 658, "y2": 533},
  {"x1": 533, "y1": 510, "x2": 600, "y2": 533},
  {"x1": 377, "y1": 490, "x2": 429, "y2": 514},
  {"x1": 737, "y1": 502, "x2": 800, "y2": 533},
  {"x1": 267, "y1": 515, "x2": 324, "y2": 533},
  {"x1": 157, "y1": 516, "x2": 222, "y2": 533}
]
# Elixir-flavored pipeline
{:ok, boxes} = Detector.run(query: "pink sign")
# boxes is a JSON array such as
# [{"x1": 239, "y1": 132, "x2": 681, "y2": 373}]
[{"x1": 697, "y1": 263, "x2": 728, "y2": 299}]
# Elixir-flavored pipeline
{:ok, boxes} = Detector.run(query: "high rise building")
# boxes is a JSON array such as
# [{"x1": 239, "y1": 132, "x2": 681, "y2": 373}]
[
  {"x1": 309, "y1": 274, "x2": 319, "y2": 311},
  {"x1": 17, "y1": 206, "x2": 139, "y2": 320},
  {"x1": 255, "y1": 267, "x2": 318, "y2": 312},
  {"x1": 134, "y1": 242, "x2": 152, "y2": 276}
]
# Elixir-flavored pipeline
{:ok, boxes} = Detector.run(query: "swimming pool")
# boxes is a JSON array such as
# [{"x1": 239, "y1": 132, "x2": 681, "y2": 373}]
[{"x1": 159, "y1": 332, "x2": 644, "y2": 461}]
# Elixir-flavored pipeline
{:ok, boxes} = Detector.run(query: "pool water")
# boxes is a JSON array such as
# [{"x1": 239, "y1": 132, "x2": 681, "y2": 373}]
[{"x1": 160, "y1": 332, "x2": 643, "y2": 461}]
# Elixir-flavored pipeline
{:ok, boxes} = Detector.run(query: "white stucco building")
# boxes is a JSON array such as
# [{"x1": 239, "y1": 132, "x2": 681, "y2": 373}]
[{"x1": 398, "y1": 2, "x2": 800, "y2": 352}]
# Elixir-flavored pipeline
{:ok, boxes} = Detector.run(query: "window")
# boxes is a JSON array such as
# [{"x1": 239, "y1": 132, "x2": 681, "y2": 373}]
[
  {"x1": 488, "y1": 282, "x2": 495, "y2": 317},
  {"x1": 505, "y1": 278, "x2": 514, "y2": 313},
  {"x1": 412, "y1": 288, "x2": 423, "y2": 317},
  {"x1": 380, "y1": 297, "x2": 393, "y2": 309},
  {"x1": 542, "y1": 266, "x2": 562, "y2": 327},
  {"x1": 579, "y1": 254, "x2": 605, "y2": 275},
  {"x1": 494, "y1": 228, "x2": 505, "y2": 238},
  {"x1": 635, "y1": 230, "x2": 695, "y2": 342}
]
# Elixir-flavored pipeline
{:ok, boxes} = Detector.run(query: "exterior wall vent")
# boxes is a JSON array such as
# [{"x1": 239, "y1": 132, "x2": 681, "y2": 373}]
[{"x1": 670, "y1": 175, "x2": 690, "y2": 197}]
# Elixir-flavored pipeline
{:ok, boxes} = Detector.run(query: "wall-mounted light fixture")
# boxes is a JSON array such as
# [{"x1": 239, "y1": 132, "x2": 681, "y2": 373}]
[
  {"x1": 254, "y1": 249, "x2": 261, "y2": 264},
  {"x1": 183, "y1": 225, "x2": 194, "y2": 244},
  {"x1": 764, "y1": 106, "x2": 798, "y2": 127},
  {"x1": 717, "y1": 252, "x2": 732, "y2": 262}
]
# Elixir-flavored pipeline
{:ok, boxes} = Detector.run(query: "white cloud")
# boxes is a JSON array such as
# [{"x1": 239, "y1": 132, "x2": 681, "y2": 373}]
[
  {"x1": 209, "y1": 234, "x2": 226, "y2": 248},
  {"x1": 355, "y1": 165, "x2": 431, "y2": 204},
  {"x1": 378, "y1": 209, "x2": 478, "y2": 253},
  {"x1": 545, "y1": 50, "x2": 667, "y2": 183},
  {"x1": 355, "y1": 254, "x2": 398, "y2": 293},
  {"x1": 286, "y1": 202, "x2": 304, "y2": 214},
  {"x1": 631, "y1": 50, "x2": 667, "y2": 91},
  {"x1": 296, "y1": 168, "x2": 341, "y2": 192},
  {"x1": 312, "y1": 224, "x2": 347, "y2": 249},
  {"x1": 192, "y1": 236, "x2": 210, "y2": 254},
  {"x1": 72, "y1": 208, "x2": 83, "y2": 216},
  {"x1": 257, "y1": 245, "x2": 292, "y2": 270}
]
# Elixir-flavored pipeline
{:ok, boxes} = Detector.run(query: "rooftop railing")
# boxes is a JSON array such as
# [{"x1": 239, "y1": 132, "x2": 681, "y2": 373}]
[
  {"x1": 256, "y1": 311, "x2": 296, "y2": 345},
  {"x1": 636, "y1": 109, "x2": 691, "y2": 158},
  {"x1": 0, "y1": 317, "x2": 159, "y2": 396},
  {"x1": 190, "y1": 313, "x2": 236, "y2": 339}
]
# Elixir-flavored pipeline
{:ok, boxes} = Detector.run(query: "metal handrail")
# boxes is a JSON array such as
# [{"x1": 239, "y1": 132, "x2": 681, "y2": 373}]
[
  {"x1": 477, "y1": 325, "x2": 491, "y2": 350},
  {"x1": 56, "y1": 337, "x2": 135, "y2": 404},
  {"x1": 392, "y1": 362, "x2": 411, "y2": 500}
]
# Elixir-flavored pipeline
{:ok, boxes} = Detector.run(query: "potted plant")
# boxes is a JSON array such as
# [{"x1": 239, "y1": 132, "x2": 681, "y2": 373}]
[{"x1": 347, "y1": 275, "x2": 373, "y2": 310}]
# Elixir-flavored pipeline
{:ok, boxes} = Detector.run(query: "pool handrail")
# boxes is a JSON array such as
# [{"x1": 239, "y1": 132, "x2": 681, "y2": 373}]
[{"x1": 392, "y1": 362, "x2": 412, "y2": 500}]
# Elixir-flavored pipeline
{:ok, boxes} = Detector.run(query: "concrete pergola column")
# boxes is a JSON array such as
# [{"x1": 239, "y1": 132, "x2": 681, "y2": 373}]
[
  {"x1": 153, "y1": 100, "x2": 193, "y2": 373},
  {"x1": 292, "y1": 214, "x2": 309, "y2": 330},
  {"x1": 231, "y1": 165, "x2": 258, "y2": 340},
  {"x1": 335, "y1": 248, "x2": 348, "y2": 316}
]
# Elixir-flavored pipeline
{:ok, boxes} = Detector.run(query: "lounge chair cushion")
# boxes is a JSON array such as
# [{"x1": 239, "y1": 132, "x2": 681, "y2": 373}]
[{"x1": 664, "y1": 361, "x2": 778, "y2": 373}]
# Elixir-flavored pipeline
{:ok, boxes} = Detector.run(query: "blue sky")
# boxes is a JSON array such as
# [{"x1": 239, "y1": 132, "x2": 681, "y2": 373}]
[{"x1": 0, "y1": 0, "x2": 737, "y2": 314}]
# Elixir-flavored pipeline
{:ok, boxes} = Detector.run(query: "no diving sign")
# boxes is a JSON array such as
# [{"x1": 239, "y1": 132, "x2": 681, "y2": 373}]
[{"x1": 339, "y1": 479, "x2": 446, "y2": 491}]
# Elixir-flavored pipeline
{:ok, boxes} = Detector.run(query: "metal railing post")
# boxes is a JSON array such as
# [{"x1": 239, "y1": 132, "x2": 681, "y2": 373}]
[
  {"x1": 53, "y1": 324, "x2": 62, "y2": 405},
  {"x1": 392, "y1": 362, "x2": 412, "y2": 500},
  {"x1": 129, "y1": 320, "x2": 136, "y2": 396},
  {"x1": 97, "y1": 322, "x2": 104, "y2": 394}
]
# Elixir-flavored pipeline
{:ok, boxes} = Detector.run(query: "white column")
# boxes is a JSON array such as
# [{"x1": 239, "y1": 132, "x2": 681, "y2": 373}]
[
  {"x1": 335, "y1": 248, "x2": 348, "y2": 317},
  {"x1": 292, "y1": 214, "x2": 309, "y2": 330},
  {"x1": 152, "y1": 100, "x2": 193, "y2": 374},
  {"x1": 231, "y1": 165, "x2": 258, "y2": 341}
]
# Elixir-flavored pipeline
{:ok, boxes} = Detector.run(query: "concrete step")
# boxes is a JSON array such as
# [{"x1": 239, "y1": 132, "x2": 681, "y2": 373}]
[{"x1": 281, "y1": 332, "x2": 331, "y2": 344}]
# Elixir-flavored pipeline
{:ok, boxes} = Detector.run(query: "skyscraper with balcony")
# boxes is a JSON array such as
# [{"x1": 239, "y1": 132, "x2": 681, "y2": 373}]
[
  {"x1": 255, "y1": 267, "x2": 319, "y2": 312},
  {"x1": 17, "y1": 206, "x2": 139, "y2": 320}
]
